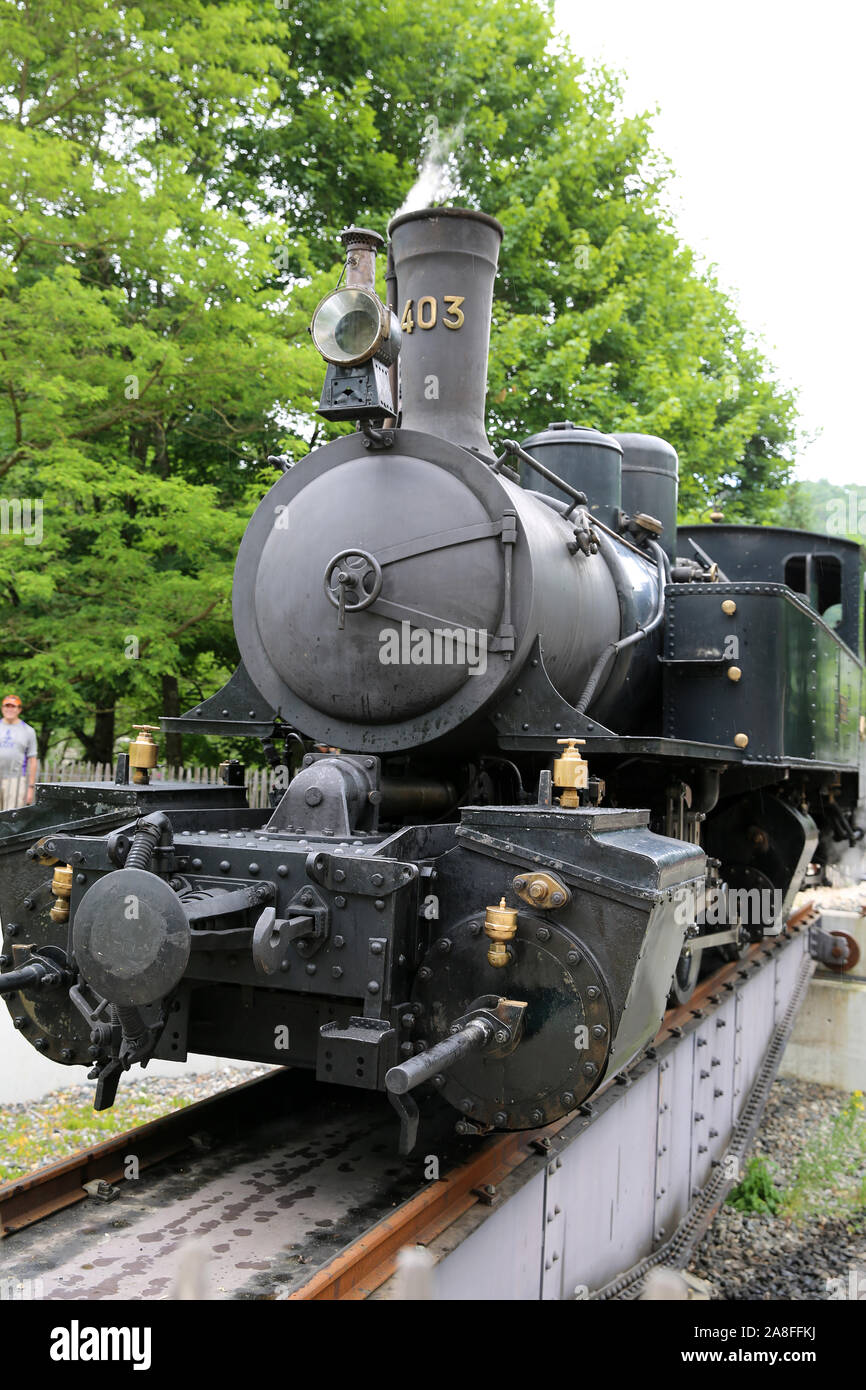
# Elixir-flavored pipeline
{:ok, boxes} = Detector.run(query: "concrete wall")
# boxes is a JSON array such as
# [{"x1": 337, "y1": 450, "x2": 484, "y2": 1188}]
[
  {"x1": 781, "y1": 910, "x2": 866, "y2": 1092},
  {"x1": 781, "y1": 978, "x2": 866, "y2": 1091}
]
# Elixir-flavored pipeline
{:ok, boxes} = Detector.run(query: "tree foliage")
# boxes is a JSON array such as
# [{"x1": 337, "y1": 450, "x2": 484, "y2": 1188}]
[{"x1": 0, "y1": 0, "x2": 800, "y2": 760}]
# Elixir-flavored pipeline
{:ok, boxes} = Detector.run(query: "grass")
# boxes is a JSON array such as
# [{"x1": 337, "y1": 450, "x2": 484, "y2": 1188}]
[
  {"x1": 727, "y1": 1091, "x2": 866, "y2": 1221},
  {"x1": 0, "y1": 1090, "x2": 195, "y2": 1184},
  {"x1": 780, "y1": 1090, "x2": 866, "y2": 1221}
]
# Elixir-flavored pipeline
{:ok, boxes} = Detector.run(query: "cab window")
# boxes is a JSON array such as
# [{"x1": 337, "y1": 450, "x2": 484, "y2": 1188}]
[{"x1": 784, "y1": 553, "x2": 842, "y2": 628}]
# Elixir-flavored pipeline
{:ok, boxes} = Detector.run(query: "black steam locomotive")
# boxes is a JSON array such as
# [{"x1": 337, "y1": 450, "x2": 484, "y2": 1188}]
[{"x1": 1, "y1": 208, "x2": 862, "y2": 1150}]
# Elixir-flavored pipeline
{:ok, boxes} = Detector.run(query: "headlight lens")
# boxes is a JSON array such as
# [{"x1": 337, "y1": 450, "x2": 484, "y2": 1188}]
[{"x1": 311, "y1": 288, "x2": 387, "y2": 365}]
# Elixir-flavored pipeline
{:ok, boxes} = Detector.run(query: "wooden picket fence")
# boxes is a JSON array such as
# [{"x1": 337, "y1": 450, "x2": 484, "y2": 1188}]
[{"x1": 38, "y1": 759, "x2": 277, "y2": 810}]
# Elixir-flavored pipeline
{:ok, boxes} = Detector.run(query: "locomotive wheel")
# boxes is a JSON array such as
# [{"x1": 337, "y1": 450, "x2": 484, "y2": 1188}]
[
  {"x1": 701, "y1": 864, "x2": 773, "y2": 970},
  {"x1": 668, "y1": 946, "x2": 701, "y2": 1007},
  {"x1": 412, "y1": 911, "x2": 613, "y2": 1129},
  {"x1": 822, "y1": 931, "x2": 861, "y2": 974}
]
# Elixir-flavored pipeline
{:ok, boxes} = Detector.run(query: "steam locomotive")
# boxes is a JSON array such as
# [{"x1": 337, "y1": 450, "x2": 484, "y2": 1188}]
[{"x1": 1, "y1": 208, "x2": 862, "y2": 1150}]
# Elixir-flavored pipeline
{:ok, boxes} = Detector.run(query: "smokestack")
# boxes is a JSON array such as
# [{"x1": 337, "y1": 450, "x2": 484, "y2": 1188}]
[{"x1": 387, "y1": 207, "x2": 503, "y2": 459}]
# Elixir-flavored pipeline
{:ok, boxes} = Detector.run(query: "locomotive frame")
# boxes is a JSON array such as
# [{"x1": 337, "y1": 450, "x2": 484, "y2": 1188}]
[{"x1": 1, "y1": 206, "x2": 862, "y2": 1153}]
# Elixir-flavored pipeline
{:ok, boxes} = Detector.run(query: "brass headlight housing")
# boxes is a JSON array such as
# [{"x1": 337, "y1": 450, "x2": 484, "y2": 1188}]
[{"x1": 311, "y1": 288, "x2": 400, "y2": 367}]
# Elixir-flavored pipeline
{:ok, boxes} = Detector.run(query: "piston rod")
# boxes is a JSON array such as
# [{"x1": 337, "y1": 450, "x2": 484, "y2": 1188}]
[{"x1": 385, "y1": 1017, "x2": 493, "y2": 1095}]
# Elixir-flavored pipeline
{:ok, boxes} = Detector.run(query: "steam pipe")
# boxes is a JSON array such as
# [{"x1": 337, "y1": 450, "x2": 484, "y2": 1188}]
[
  {"x1": 0, "y1": 947, "x2": 68, "y2": 995},
  {"x1": 384, "y1": 240, "x2": 399, "y2": 427},
  {"x1": 0, "y1": 961, "x2": 52, "y2": 995},
  {"x1": 496, "y1": 440, "x2": 587, "y2": 515},
  {"x1": 125, "y1": 811, "x2": 172, "y2": 870}
]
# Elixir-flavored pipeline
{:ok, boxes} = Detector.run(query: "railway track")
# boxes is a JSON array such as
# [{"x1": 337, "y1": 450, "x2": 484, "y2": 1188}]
[
  {"x1": 0, "y1": 1070, "x2": 290, "y2": 1238},
  {"x1": 291, "y1": 909, "x2": 819, "y2": 1300},
  {"x1": 0, "y1": 909, "x2": 817, "y2": 1299}
]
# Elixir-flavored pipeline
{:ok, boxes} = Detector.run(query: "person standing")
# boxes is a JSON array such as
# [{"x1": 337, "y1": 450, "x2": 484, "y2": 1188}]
[{"x1": 0, "y1": 695, "x2": 38, "y2": 809}]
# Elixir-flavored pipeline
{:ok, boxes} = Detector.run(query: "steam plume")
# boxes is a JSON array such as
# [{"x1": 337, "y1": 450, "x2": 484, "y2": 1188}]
[{"x1": 395, "y1": 117, "x2": 465, "y2": 217}]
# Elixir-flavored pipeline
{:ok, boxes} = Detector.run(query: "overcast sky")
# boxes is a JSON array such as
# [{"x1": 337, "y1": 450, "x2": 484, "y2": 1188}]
[{"x1": 554, "y1": 0, "x2": 864, "y2": 486}]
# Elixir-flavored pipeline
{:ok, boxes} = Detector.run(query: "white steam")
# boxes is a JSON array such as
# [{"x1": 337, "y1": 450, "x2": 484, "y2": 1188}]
[
  {"x1": 823, "y1": 839, "x2": 866, "y2": 887},
  {"x1": 395, "y1": 116, "x2": 465, "y2": 217}
]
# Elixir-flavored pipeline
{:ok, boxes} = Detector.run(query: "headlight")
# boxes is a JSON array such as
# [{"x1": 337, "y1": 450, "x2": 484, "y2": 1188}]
[{"x1": 311, "y1": 288, "x2": 400, "y2": 367}]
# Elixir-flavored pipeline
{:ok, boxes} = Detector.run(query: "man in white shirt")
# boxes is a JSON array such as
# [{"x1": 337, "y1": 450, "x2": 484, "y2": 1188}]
[{"x1": 0, "y1": 695, "x2": 38, "y2": 809}]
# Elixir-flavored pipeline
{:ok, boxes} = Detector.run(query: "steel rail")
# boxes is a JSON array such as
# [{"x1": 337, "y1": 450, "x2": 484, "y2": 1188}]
[
  {"x1": 288, "y1": 907, "x2": 816, "y2": 1300},
  {"x1": 0, "y1": 1069, "x2": 288, "y2": 1237},
  {"x1": 283, "y1": 1119, "x2": 573, "y2": 1300}
]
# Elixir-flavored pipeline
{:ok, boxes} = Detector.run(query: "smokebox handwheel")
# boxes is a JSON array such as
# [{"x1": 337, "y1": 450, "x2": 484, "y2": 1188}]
[{"x1": 323, "y1": 548, "x2": 383, "y2": 615}]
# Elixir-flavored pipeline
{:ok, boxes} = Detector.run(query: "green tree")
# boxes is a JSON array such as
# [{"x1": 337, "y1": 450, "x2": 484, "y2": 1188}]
[
  {"x1": 0, "y1": 1, "x2": 300, "y2": 759},
  {"x1": 225, "y1": 0, "x2": 799, "y2": 518},
  {"x1": 0, "y1": 0, "x2": 802, "y2": 763}
]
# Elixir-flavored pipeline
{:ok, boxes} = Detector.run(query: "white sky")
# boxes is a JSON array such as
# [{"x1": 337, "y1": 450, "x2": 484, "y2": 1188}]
[{"x1": 554, "y1": 0, "x2": 865, "y2": 485}]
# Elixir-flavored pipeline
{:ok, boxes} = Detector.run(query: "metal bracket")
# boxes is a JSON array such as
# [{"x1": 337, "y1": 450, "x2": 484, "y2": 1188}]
[
  {"x1": 161, "y1": 661, "x2": 277, "y2": 739},
  {"x1": 288, "y1": 886, "x2": 329, "y2": 957},
  {"x1": 317, "y1": 1016, "x2": 396, "y2": 1092},
  {"x1": 490, "y1": 638, "x2": 615, "y2": 747},
  {"x1": 449, "y1": 995, "x2": 526, "y2": 1058},
  {"x1": 388, "y1": 1090, "x2": 420, "y2": 1155},
  {"x1": 91, "y1": 1060, "x2": 124, "y2": 1112},
  {"x1": 683, "y1": 927, "x2": 741, "y2": 954},
  {"x1": 185, "y1": 882, "x2": 274, "y2": 924},
  {"x1": 267, "y1": 754, "x2": 382, "y2": 837},
  {"x1": 306, "y1": 850, "x2": 417, "y2": 897}
]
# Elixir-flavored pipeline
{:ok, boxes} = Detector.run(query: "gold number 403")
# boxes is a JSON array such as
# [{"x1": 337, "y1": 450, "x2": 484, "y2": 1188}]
[{"x1": 400, "y1": 295, "x2": 465, "y2": 333}]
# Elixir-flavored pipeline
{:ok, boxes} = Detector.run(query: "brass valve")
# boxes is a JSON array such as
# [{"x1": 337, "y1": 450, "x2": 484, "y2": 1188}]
[
  {"x1": 513, "y1": 871, "x2": 571, "y2": 911},
  {"x1": 49, "y1": 864, "x2": 73, "y2": 923},
  {"x1": 129, "y1": 725, "x2": 160, "y2": 786},
  {"x1": 633, "y1": 511, "x2": 663, "y2": 536},
  {"x1": 484, "y1": 897, "x2": 518, "y2": 969},
  {"x1": 553, "y1": 738, "x2": 588, "y2": 809}
]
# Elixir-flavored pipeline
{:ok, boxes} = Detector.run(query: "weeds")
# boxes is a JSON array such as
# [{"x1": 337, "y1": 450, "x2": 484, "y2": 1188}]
[
  {"x1": 0, "y1": 1091, "x2": 193, "y2": 1183},
  {"x1": 726, "y1": 1091, "x2": 866, "y2": 1222},
  {"x1": 780, "y1": 1090, "x2": 866, "y2": 1221},
  {"x1": 728, "y1": 1156, "x2": 783, "y2": 1215}
]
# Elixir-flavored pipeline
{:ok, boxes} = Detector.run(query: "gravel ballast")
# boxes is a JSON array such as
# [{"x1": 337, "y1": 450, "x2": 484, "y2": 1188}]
[
  {"x1": 0, "y1": 1065, "x2": 277, "y2": 1182},
  {"x1": 688, "y1": 1077, "x2": 866, "y2": 1299}
]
